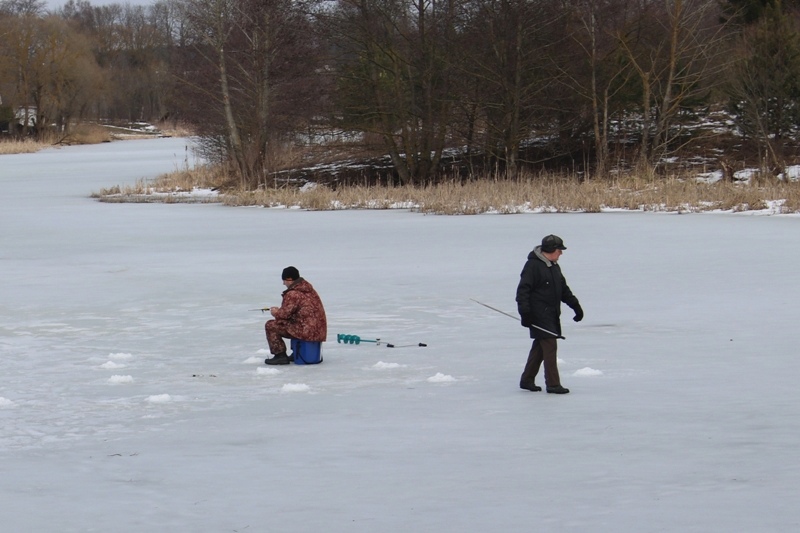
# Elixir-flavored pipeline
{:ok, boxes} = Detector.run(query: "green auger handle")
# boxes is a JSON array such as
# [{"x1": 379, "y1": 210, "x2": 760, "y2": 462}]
[{"x1": 337, "y1": 334, "x2": 379, "y2": 345}]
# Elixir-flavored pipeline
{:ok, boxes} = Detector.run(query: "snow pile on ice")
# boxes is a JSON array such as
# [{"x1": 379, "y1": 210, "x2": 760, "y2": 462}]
[
  {"x1": 242, "y1": 356, "x2": 263, "y2": 364},
  {"x1": 146, "y1": 394, "x2": 172, "y2": 403},
  {"x1": 281, "y1": 383, "x2": 310, "y2": 392},
  {"x1": 427, "y1": 373, "x2": 456, "y2": 383},
  {"x1": 256, "y1": 367, "x2": 281, "y2": 375},
  {"x1": 0, "y1": 397, "x2": 14, "y2": 407},
  {"x1": 100, "y1": 361, "x2": 126, "y2": 369},
  {"x1": 108, "y1": 352, "x2": 133, "y2": 360},
  {"x1": 108, "y1": 375, "x2": 134, "y2": 384},
  {"x1": 373, "y1": 361, "x2": 404, "y2": 369},
  {"x1": 573, "y1": 367, "x2": 603, "y2": 377}
]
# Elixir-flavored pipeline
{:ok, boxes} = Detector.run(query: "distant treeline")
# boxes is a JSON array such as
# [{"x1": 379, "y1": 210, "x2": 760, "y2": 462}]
[{"x1": 2, "y1": 0, "x2": 800, "y2": 184}]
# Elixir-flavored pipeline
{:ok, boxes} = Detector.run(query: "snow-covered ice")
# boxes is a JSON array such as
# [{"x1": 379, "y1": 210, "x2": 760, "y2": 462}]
[
  {"x1": 2, "y1": 137, "x2": 800, "y2": 531},
  {"x1": 256, "y1": 367, "x2": 281, "y2": 375}
]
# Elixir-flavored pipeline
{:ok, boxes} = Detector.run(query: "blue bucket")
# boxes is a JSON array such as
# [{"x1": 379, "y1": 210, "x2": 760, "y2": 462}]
[{"x1": 290, "y1": 339, "x2": 323, "y2": 365}]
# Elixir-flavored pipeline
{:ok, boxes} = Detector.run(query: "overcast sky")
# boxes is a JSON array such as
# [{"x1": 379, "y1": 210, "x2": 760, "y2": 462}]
[{"x1": 45, "y1": 0, "x2": 155, "y2": 10}]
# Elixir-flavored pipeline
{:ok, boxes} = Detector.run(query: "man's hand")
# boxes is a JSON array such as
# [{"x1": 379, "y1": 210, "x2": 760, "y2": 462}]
[
  {"x1": 270, "y1": 306, "x2": 279, "y2": 317},
  {"x1": 520, "y1": 313, "x2": 532, "y2": 327},
  {"x1": 572, "y1": 304, "x2": 584, "y2": 322}
]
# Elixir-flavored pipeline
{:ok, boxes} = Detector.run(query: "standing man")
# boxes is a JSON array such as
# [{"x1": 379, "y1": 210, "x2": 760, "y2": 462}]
[
  {"x1": 516, "y1": 235, "x2": 583, "y2": 394},
  {"x1": 264, "y1": 266, "x2": 327, "y2": 365}
]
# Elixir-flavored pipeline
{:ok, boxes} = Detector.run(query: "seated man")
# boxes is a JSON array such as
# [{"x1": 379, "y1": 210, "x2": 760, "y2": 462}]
[{"x1": 264, "y1": 266, "x2": 327, "y2": 365}]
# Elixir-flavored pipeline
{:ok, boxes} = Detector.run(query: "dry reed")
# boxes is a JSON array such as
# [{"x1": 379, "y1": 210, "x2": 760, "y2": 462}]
[
  {"x1": 0, "y1": 138, "x2": 50, "y2": 154},
  {"x1": 65, "y1": 124, "x2": 113, "y2": 145},
  {"x1": 93, "y1": 165, "x2": 800, "y2": 215},
  {"x1": 220, "y1": 176, "x2": 800, "y2": 214},
  {"x1": 91, "y1": 164, "x2": 223, "y2": 203}
]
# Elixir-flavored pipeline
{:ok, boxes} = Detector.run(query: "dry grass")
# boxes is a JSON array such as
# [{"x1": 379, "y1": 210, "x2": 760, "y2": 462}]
[
  {"x1": 155, "y1": 121, "x2": 195, "y2": 138},
  {"x1": 1, "y1": 124, "x2": 114, "y2": 154},
  {"x1": 91, "y1": 164, "x2": 224, "y2": 203},
  {"x1": 93, "y1": 164, "x2": 800, "y2": 215},
  {"x1": 220, "y1": 174, "x2": 800, "y2": 214},
  {"x1": 149, "y1": 164, "x2": 223, "y2": 191},
  {"x1": 0, "y1": 138, "x2": 51, "y2": 154},
  {"x1": 63, "y1": 124, "x2": 113, "y2": 145}
]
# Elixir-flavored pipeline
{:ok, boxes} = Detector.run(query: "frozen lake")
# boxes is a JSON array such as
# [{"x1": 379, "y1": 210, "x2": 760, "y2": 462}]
[{"x1": 1, "y1": 137, "x2": 798, "y2": 531}]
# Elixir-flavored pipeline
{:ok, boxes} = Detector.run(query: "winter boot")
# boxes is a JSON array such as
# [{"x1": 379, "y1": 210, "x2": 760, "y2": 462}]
[
  {"x1": 519, "y1": 379, "x2": 542, "y2": 392},
  {"x1": 265, "y1": 352, "x2": 291, "y2": 365},
  {"x1": 546, "y1": 385, "x2": 570, "y2": 394}
]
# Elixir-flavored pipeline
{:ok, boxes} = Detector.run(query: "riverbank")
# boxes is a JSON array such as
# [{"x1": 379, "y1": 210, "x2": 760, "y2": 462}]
[
  {"x1": 93, "y1": 169, "x2": 800, "y2": 215},
  {"x1": 0, "y1": 121, "x2": 189, "y2": 154}
]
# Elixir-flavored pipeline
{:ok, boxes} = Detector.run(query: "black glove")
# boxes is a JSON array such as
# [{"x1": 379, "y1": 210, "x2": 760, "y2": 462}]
[
  {"x1": 520, "y1": 313, "x2": 532, "y2": 327},
  {"x1": 572, "y1": 303, "x2": 584, "y2": 322}
]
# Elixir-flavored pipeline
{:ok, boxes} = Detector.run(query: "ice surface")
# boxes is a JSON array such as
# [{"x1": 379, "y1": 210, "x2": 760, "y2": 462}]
[{"x1": 1, "y1": 138, "x2": 799, "y2": 531}]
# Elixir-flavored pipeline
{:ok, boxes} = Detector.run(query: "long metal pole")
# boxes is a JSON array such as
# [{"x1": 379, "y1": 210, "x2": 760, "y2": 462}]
[{"x1": 470, "y1": 299, "x2": 565, "y2": 340}]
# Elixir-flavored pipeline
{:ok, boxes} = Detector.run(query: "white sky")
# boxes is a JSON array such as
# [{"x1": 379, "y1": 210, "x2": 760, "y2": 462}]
[
  {"x1": 44, "y1": 0, "x2": 155, "y2": 10},
  {"x1": 1, "y1": 138, "x2": 799, "y2": 531}
]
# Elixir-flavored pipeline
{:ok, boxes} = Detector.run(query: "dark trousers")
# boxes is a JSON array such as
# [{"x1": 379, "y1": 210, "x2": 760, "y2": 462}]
[{"x1": 521, "y1": 337, "x2": 561, "y2": 388}]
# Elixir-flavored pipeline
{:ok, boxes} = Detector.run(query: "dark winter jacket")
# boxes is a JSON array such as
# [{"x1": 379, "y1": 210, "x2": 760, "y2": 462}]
[
  {"x1": 273, "y1": 278, "x2": 327, "y2": 342},
  {"x1": 515, "y1": 246, "x2": 580, "y2": 339}
]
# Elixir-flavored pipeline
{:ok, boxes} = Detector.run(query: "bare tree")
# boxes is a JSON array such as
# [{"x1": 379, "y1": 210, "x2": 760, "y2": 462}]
[
  {"x1": 615, "y1": 0, "x2": 730, "y2": 168},
  {"x1": 0, "y1": 10, "x2": 104, "y2": 137},
  {"x1": 727, "y1": 3, "x2": 800, "y2": 175},
  {"x1": 37, "y1": 16, "x2": 106, "y2": 134},
  {"x1": 558, "y1": 0, "x2": 637, "y2": 177},
  {"x1": 0, "y1": 0, "x2": 44, "y2": 17},
  {"x1": 452, "y1": 0, "x2": 572, "y2": 178},
  {"x1": 325, "y1": 0, "x2": 459, "y2": 185},
  {"x1": 180, "y1": 0, "x2": 322, "y2": 187}
]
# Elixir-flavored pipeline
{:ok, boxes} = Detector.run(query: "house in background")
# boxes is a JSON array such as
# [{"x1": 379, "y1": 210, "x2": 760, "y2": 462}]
[
  {"x1": 15, "y1": 105, "x2": 36, "y2": 129},
  {"x1": 0, "y1": 95, "x2": 37, "y2": 134}
]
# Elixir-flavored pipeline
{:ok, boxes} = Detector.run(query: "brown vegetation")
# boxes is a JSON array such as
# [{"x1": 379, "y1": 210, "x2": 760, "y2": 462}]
[
  {"x1": 0, "y1": 138, "x2": 45, "y2": 154},
  {"x1": 93, "y1": 164, "x2": 800, "y2": 215},
  {"x1": 61, "y1": 124, "x2": 113, "y2": 144},
  {"x1": 220, "y1": 176, "x2": 800, "y2": 215}
]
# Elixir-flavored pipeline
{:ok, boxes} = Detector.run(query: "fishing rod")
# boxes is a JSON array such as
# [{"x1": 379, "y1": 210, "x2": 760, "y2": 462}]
[
  {"x1": 470, "y1": 298, "x2": 565, "y2": 340},
  {"x1": 249, "y1": 307, "x2": 271, "y2": 313},
  {"x1": 337, "y1": 333, "x2": 427, "y2": 348}
]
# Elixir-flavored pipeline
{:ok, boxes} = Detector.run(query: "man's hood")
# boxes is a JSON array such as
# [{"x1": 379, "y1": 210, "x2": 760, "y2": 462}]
[{"x1": 529, "y1": 245, "x2": 555, "y2": 267}]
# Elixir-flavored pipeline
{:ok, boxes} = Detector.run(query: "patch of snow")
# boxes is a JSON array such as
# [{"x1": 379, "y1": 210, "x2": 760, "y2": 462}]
[
  {"x1": 108, "y1": 375, "x2": 134, "y2": 384},
  {"x1": 427, "y1": 373, "x2": 456, "y2": 383},
  {"x1": 281, "y1": 383, "x2": 310, "y2": 392},
  {"x1": 696, "y1": 170, "x2": 723, "y2": 183},
  {"x1": 145, "y1": 394, "x2": 172, "y2": 403},
  {"x1": 734, "y1": 168, "x2": 758, "y2": 182},
  {"x1": 778, "y1": 165, "x2": 800, "y2": 180},
  {"x1": 573, "y1": 367, "x2": 603, "y2": 377},
  {"x1": 373, "y1": 361, "x2": 405, "y2": 369}
]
